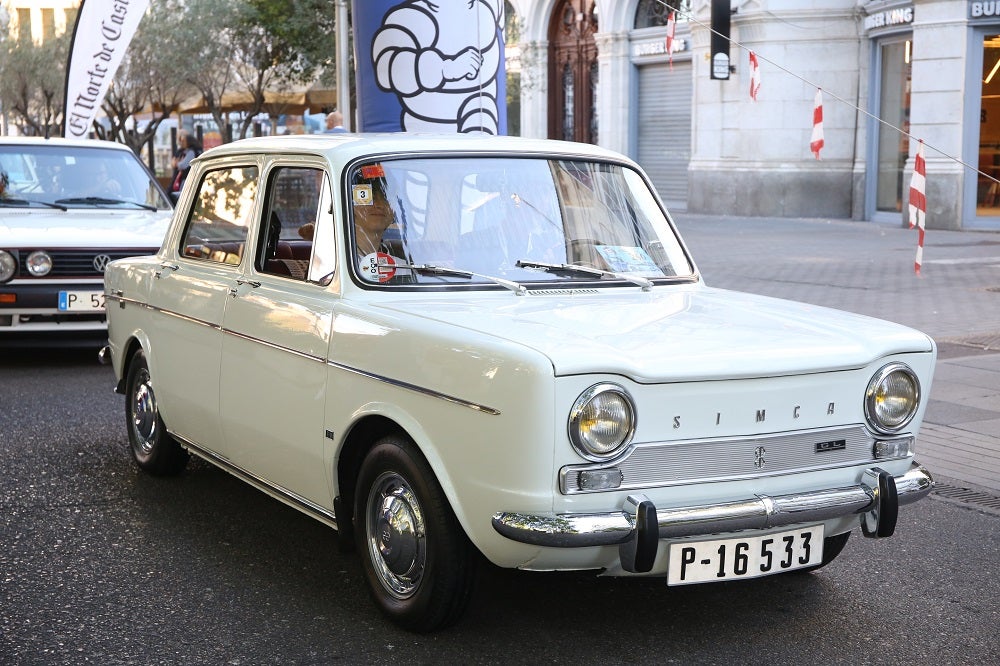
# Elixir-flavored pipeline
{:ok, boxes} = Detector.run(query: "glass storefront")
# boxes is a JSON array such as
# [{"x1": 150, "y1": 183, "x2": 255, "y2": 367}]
[
  {"x1": 976, "y1": 34, "x2": 1000, "y2": 216},
  {"x1": 874, "y1": 39, "x2": 912, "y2": 214}
]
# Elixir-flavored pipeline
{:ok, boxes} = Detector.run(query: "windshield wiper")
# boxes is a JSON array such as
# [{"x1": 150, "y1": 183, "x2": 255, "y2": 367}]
[
  {"x1": 54, "y1": 196, "x2": 157, "y2": 211},
  {"x1": 0, "y1": 197, "x2": 68, "y2": 211},
  {"x1": 515, "y1": 259, "x2": 654, "y2": 291},
  {"x1": 398, "y1": 263, "x2": 527, "y2": 296}
]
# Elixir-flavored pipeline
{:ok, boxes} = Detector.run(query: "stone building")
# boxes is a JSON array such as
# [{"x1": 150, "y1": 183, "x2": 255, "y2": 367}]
[{"x1": 508, "y1": 0, "x2": 1000, "y2": 231}]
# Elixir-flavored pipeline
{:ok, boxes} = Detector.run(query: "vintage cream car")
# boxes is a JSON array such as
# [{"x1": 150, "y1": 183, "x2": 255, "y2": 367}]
[{"x1": 101, "y1": 134, "x2": 935, "y2": 631}]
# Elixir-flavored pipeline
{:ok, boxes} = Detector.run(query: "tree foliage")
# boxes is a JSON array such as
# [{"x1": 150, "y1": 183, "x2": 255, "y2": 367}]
[
  {"x1": 98, "y1": 0, "x2": 197, "y2": 153},
  {"x1": 0, "y1": 31, "x2": 69, "y2": 137},
  {"x1": 0, "y1": 0, "x2": 338, "y2": 145}
]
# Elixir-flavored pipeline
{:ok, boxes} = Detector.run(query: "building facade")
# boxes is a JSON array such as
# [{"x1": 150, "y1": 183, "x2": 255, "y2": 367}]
[
  {"x1": 510, "y1": 0, "x2": 1000, "y2": 231},
  {"x1": 1, "y1": 1, "x2": 77, "y2": 43}
]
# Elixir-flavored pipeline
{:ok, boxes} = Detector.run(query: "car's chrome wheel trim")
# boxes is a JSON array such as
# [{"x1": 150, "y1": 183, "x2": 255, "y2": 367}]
[
  {"x1": 131, "y1": 369, "x2": 158, "y2": 455},
  {"x1": 366, "y1": 471, "x2": 426, "y2": 599}
]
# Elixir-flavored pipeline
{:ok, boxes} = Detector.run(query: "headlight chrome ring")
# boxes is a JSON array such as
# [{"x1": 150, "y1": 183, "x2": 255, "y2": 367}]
[
  {"x1": 0, "y1": 250, "x2": 17, "y2": 283},
  {"x1": 26, "y1": 250, "x2": 52, "y2": 277},
  {"x1": 568, "y1": 383, "x2": 636, "y2": 461},
  {"x1": 865, "y1": 362, "x2": 920, "y2": 434}
]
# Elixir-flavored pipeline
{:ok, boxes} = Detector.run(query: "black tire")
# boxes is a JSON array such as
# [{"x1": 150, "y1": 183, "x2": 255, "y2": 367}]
[
  {"x1": 124, "y1": 349, "x2": 188, "y2": 476},
  {"x1": 354, "y1": 434, "x2": 476, "y2": 632},
  {"x1": 799, "y1": 531, "x2": 851, "y2": 573}
]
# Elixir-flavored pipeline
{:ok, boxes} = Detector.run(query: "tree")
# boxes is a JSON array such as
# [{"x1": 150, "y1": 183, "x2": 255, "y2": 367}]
[
  {"x1": 0, "y1": 31, "x2": 69, "y2": 136},
  {"x1": 226, "y1": 0, "x2": 337, "y2": 138},
  {"x1": 98, "y1": 0, "x2": 198, "y2": 154}
]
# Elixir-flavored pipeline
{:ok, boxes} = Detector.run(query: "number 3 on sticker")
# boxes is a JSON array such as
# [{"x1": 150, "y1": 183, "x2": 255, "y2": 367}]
[{"x1": 353, "y1": 184, "x2": 373, "y2": 205}]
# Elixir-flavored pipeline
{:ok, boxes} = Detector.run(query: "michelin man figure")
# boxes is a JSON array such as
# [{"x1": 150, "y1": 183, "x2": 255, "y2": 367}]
[{"x1": 372, "y1": 0, "x2": 505, "y2": 134}]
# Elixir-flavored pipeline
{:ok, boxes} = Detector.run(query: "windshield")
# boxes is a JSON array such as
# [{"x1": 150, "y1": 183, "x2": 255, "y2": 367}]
[
  {"x1": 0, "y1": 143, "x2": 171, "y2": 210},
  {"x1": 348, "y1": 156, "x2": 693, "y2": 287}
]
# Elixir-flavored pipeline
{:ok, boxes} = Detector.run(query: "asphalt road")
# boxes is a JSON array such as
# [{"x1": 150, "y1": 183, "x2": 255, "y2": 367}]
[{"x1": 2, "y1": 347, "x2": 999, "y2": 665}]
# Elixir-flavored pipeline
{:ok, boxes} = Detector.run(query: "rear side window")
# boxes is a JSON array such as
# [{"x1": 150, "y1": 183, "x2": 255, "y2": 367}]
[
  {"x1": 256, "y1": 166, "x2": 329, "y2": 282},
  {"x1": 181, "y1": 166, "x2": 259, "y2": 265}
]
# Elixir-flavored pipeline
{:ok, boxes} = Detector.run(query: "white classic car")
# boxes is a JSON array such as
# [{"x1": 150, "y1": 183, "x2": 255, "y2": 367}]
[
  {"x1": 0, "y1": 137, "x2": 172, "y2": 344},
  {"x1": 101, "y1": 134, "x2": 935, "y2": 632}
]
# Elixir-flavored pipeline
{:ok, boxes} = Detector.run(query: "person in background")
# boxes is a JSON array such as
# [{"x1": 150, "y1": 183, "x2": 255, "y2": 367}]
[
  {"x1": 325, "y1": 110, "x2": 348, "y2": 133},
  {"x1": 170, "y1": 130, "x2": 202, "y2": 202}
]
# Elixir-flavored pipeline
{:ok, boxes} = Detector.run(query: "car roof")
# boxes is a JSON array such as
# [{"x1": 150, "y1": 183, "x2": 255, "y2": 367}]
[
  {"x1": 196, "y1": 133, "x2": 637, "y2": 169},
  {"x1": 0, "y1": 136, "x2": 135, "y2": 152}
]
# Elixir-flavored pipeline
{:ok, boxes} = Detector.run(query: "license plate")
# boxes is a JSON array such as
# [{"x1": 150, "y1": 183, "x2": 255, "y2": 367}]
[
  {"x1": 58, "y1": 290, "x2": 105, "y2": 311},
  {"x1": 667, "y1": 525, "x2": 824, "y2": 585}
]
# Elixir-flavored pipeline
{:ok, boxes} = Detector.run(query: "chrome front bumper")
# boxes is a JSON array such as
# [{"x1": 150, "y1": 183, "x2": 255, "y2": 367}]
[{"x1": 492, "y1": 463, "x2": 933, "y2": 573}]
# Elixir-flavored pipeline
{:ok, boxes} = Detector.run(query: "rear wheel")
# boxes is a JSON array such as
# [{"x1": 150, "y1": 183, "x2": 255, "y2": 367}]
[
  {"x1": 354, "y1": 434, "x2": 475, "y2": 632},
  {"x1": 124, "y1": 349, "x2": 188, "y2": 476}
]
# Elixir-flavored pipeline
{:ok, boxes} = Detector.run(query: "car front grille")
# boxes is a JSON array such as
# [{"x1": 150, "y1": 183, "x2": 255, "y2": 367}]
[
  {"x1": 561, "y1": 425, "x2": 878, "y2": 494},
  {"x1": 17, "y1": 250, "x2": 150, "y2": 278}
]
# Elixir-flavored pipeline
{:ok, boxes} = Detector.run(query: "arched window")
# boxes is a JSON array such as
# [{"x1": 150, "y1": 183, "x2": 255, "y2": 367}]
[{"x1": 634, "y1": 0, "x2": 690, "y2": 29}]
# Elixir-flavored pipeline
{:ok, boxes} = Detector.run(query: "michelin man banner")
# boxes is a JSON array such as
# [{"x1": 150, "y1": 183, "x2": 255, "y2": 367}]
[
  {"x1": 63, "y1": 0, "x2": 149, "y2": 138},
  {"x1": 353, "y1": 0, "x2": 507, "y2": 134}
]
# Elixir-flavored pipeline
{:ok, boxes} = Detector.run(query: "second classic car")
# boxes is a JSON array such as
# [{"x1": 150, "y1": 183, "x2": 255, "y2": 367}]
[
  {"x1": 0, "y1": 137, "x2": 172, "y2": 344},
  {"x1": 101, "y1": 134, "x2": 935, "y2": 631}
]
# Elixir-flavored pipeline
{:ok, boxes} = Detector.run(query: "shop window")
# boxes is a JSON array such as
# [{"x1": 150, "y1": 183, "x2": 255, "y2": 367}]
[
  {"x1": 634, "y1": 0, "x2": 690, "y2": 28},
  {"x1": 978, "y1": 34, "x2": 1000, "y2": 214},
  {"x1": 874, "y1": 40, "x2": 911, "y2": 214}
]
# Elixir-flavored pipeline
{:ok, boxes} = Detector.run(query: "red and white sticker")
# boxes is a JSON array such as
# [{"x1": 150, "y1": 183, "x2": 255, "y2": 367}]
[{"x1": 361, "y1": 252, "x2": 397, "y2": 282}]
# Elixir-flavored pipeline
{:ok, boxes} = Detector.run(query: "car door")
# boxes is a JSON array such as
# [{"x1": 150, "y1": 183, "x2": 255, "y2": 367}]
[
  {"x1": 217, "y1": 163, "x2": 337, "y2": 507},
  {"x1": 147, "y1": 162, "x2": 260, "y2": 450}
]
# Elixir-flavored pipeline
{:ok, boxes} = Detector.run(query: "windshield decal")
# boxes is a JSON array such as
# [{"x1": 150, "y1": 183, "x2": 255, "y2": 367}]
[{"x1": 596, "y1": 246, "x2": 666, "y2": 277}]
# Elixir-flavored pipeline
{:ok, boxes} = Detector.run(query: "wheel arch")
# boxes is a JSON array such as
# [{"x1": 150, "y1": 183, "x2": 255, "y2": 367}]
[
  {"x1": 115, "y1": 334, "x2": 147, "y2": 394},
  {"x1": 335, "y1": 414, "x2": 402, "y2": 547},
  {"x1": 334, "y1": 411, "x2": 476, "y2": 554}
]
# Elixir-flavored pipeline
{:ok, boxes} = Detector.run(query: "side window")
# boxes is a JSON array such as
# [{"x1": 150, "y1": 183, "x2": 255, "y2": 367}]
[
  {"x1": 181, "y1": 166, "x2": 259, "y2": 265},
  {"x1": 256, "y1": 166, "x2": 327, "y2": 282}
]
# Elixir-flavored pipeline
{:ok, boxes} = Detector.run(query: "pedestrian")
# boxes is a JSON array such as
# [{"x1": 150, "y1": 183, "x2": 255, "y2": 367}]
[
  {"x1": 325, "y1": 111, "x2": 348, "y2": 133},
  {"x1": 170, "y1": 130, "x2": 202, "y2": 201}
]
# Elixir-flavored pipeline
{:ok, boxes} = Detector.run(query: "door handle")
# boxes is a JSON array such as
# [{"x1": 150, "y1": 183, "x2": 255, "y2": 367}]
[
  {"x1": 236, "y1": 279, "x2": 261, "y2": 288},
  {"x1": 154, "y1": 262, "x2": 179, "y2": 279}
]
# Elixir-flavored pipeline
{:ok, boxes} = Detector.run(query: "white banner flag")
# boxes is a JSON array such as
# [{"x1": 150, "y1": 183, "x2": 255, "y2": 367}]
[{"x1": 63, "y1": 0, "x2": 150, "y2": 138}]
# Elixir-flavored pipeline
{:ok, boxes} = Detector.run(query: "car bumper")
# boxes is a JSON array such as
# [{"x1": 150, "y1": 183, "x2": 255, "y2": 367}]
[
  {"x1": 0, "y1": 282, "x2": 107, "y2": 332},
  {"x1": 492, "y1": 463, "x2": 933, "y2": 573}
]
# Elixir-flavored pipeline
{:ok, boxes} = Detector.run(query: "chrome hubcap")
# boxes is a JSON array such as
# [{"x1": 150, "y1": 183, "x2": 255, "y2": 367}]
[
  {"x1": 131, "y1": 369, "x2": 157, "y2": 455},
  {"x1": 366, "y1": 472, "x2": 425, "y2": 599}
]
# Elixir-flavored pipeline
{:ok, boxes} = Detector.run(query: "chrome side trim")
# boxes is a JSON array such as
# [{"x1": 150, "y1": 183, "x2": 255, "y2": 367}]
[
  {"x1": 492, "y1": 463, "x2": 934, "y2": 548},
  {"x1": 112, "y1": 296, "x2": 499, "y2": 415},
  {"x1": 171, "y1": 431, "x2": 339, "y2": 529},
  {"x1": 326, "y1": 360, "x2": 501, "y2": 415},
  {"x1": 224, "y1": 328, "x2": 327, "y2": 364},
  {"x1": 108, "y1": 295, "x2": 221, "y2": 331}
]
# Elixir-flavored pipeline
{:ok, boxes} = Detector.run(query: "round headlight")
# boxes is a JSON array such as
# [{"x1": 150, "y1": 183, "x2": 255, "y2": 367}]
[
  {"x1": 568, "y1": 383, "x2": 636, "y2": 460},
  {"x1": 865, "y1": 363, "x2": 920, "y2": 434},
  {"x1": 26, "y1": 251, "x2": 52, "y2": 277},
  {"x1": 0, "y1": 251, "x2": 16, "y2": 282}
]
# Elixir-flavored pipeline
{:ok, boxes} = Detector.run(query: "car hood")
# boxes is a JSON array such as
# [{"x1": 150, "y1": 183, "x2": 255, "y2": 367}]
[
  {"x1": 0, "y1": 208, "x2": 171, "y2": 248},
  {"x1": 374, "y1": 286, "x2": 934, "y2": 382}
]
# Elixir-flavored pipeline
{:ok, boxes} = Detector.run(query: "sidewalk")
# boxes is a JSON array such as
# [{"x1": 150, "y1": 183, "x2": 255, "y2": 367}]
[{"x1": 673, "y1": 212, "x2": 1000, "y2": 496}]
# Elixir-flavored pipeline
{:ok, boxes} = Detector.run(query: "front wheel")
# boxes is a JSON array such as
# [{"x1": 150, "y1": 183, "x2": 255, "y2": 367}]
[
  {"x1": 124, "y1": 349, "x2": 188, "y2": 476},
  {"x1": 354, "y1": 434, "x2": 476, "y2": 632}
]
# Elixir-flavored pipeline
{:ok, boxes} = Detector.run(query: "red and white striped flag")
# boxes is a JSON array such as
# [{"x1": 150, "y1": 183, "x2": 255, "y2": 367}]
[
  {"x1": 749, "y1": 51, "x2": 761, "y2": 101},
  {"x1": 665, "y1": 11, "x2": 676, "y2": 70},
  {"x1": 810, "y1": 89, "x2": 824, "y2": 159},
  {"x1": 908, "y1": 140, "x2": 927, "y2": 275}
]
